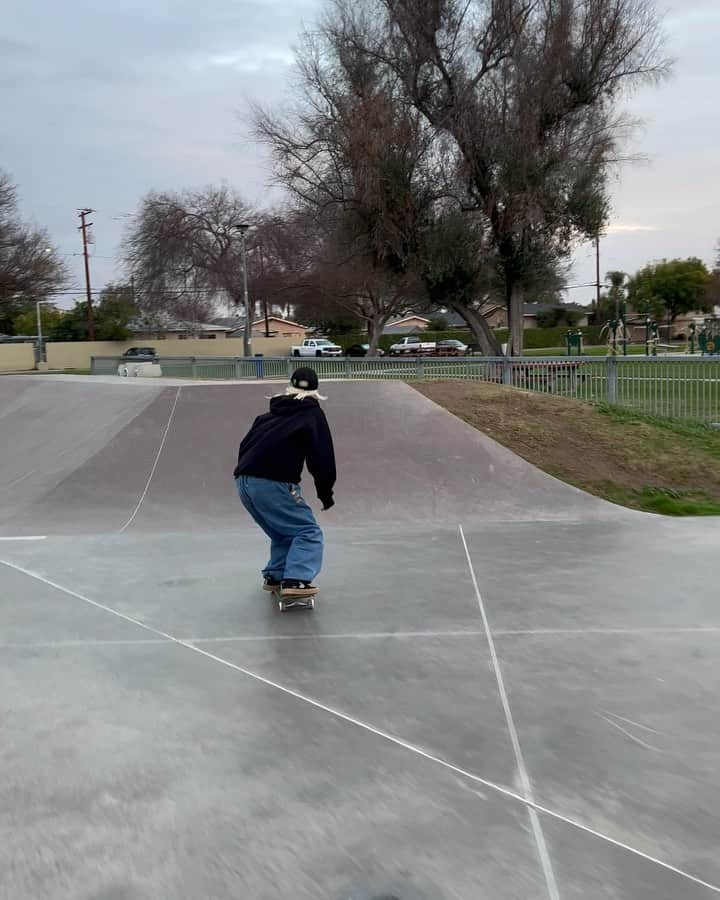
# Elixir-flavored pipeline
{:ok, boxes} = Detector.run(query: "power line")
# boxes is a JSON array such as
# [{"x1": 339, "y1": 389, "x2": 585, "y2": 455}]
[{"x1": 34, "y1": 286, "x2": 231, "y2": 297}]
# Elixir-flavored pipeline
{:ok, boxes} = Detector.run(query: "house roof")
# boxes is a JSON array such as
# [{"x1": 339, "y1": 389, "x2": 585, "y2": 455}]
[
  {"x1": 386, "y1": 315, "x2": 431, "y2": 327},
  {"x1": 129, "y1": 320, "x2": 233, "y2": 334},
  {"x1": 432, "y1": 309, "x2": 471, "y2": 327},
  {"x1": 250, "y1": 316, "x2": 306, "y2": 328}
]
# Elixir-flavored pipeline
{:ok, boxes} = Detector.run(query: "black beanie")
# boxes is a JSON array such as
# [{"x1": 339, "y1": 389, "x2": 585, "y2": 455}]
[{"x1": 290, "y1": 367, "x2": 319, "y2": 391}]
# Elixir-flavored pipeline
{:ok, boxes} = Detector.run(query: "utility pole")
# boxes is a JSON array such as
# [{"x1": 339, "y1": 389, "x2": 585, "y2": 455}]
[
  {"x1": 239, "y1": 224, "x2": 252, "y2": 356},
  {"x1": 595, "y1": 233, "x2": 601, "y2": 314},
  {"x1": 78, "y1": 208, "x2": 96, "y2": 340}
]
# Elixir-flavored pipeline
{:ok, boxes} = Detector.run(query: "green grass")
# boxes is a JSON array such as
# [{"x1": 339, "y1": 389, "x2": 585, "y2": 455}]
[
  {"x1": 585, "y1": 406, "x2": 720, "y2": 514},
  {"x1": 415, "y1": 380, "x2": 720, "y2": 516},
  {"x1": 596, "y1": 404, "x2": 720, "y2": 460},
  {"x1": 601, "y1": 485, "x2": 720, "y2": 516},
  {"x1": 508, "y1": 357, "x2": 720, "y2": 423}
]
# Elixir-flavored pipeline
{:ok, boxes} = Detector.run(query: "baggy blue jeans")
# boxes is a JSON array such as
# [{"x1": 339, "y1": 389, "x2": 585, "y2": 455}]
[{"x1": 236, "y1": 475, "x2": 323, "y2": 583}]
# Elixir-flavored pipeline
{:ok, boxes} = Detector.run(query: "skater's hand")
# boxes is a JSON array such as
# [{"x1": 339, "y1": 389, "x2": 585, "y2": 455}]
[{"x1": 321, "y1": 498, "x2": 335, "y2": 511}]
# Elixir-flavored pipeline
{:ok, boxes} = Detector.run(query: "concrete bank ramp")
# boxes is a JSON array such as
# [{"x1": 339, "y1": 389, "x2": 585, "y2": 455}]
[{"x1": 0, "y1": 376, "x2": 619, "y2": 536}]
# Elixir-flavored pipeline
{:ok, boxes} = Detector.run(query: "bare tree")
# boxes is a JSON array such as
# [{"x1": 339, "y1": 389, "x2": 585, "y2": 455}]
[
  {"x1": 334, "y1": 0, "x2": 669, "y2": 352},
  {"x1": 245, "y1": 210, "x2": 320, "y2": 329},
  {"x1": 0, "y1": 169, "x2": 68, "y2": 332},
  {"x1": 254, "y1": 26, "x2": 436, "y2": 353},
  {"x1": 123, "y1": 185, "x2": 255, "y2": 333}
]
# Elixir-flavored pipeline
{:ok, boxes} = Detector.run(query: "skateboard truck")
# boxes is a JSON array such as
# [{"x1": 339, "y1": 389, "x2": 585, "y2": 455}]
[{"x1": 275, "y1": 590, "x2": 316, "y2": 612}]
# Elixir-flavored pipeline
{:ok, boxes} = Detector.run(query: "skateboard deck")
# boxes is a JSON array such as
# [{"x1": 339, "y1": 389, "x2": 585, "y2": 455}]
[{"x1": 273, "y1": 588, "x2": 317, "y2": 612}]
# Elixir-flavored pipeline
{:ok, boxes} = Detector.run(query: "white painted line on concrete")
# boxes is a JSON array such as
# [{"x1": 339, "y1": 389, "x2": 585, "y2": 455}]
[
  {"x1": 118, "y1": 386, "x2": 182, "y2": 533},
  {"x1": 191, "y1": 626, "x2": 720, "y2": 642},
  {"x1": 600, "y1": 710, "x2": 665, "y2": 736},
  {"x1": 190, "y1": 629, "x2": 490, "y2": 643},
  {"x1": 2, "y1": 556, "x2": 719, "y2": 897},
  {"x1": 0, "y1": 535, "x2": 47, "y2": 542},
  {"x1": 3, "y1": 626, "x2": 716, "y2": 650},
  {"x1": 495, "y1": 626, "x2": 720, "y2": 636},
  {"x1": 596, "y1": 713, "x2": 663, "y2": 753},
  {"x1": 0, "y1": 637, "x2": 171, "y2": 649},
  {"x1": 459, "y1": 524, "x2": 560, "y2": 900},
  {"x1": 0, "y1": 632, "x2": 486, "y2": 650}
]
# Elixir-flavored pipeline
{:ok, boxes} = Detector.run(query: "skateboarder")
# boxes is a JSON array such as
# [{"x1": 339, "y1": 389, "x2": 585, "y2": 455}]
[{"x1": 233, "y1": 367, "x2": 336, "y2": 599}]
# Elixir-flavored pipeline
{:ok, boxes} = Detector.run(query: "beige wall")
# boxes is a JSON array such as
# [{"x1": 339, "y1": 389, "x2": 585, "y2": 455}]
[
  {"x1": 46, "y1": 336, "x2": 296, "y2": 370},
  {"x1": 251, "y1": 321, "x2": 306, "y2": 337},
  {"x1": 0, "y1": 343, "x2": 36, "y2": 372}
]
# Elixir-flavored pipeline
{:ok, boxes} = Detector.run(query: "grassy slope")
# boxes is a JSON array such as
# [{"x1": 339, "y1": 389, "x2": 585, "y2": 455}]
[{"x1": 414, "y1": 381, "x2": 720, "y2": 516}]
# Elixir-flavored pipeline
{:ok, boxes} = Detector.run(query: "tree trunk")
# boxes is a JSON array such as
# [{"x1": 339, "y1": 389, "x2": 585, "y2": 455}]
[
  {"x1": 448, "y1": 302, "x2": 502, "y2": 355},
  {"x1": 367, "y1": 317, "x2": 384, "y2": 355},
  {"x1": 508, "y1": 282, "x2": 524, "y2": 356}
]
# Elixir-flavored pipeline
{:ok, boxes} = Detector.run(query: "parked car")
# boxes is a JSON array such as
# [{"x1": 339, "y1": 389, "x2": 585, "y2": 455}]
[
  {"x1": 388, "y1": 335, "x2": 437, "y2": 355},
  {"x1": 345, "y1": 343, "x2": 385, "y2": 357},
  {"x1": 121, "y1": 347, "x2": 158, "y2": 360},
  {"x1": 435, "y1": 339, "x2": 468, "y2": 356},
  {"x1": 292, "y1": 338, "x2": 343, "y2": 358}
]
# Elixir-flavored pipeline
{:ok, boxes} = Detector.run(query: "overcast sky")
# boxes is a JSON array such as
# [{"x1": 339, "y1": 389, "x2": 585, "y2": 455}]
[{"x1": 2, "y1": 0, "x2": 718, "y2": 308}]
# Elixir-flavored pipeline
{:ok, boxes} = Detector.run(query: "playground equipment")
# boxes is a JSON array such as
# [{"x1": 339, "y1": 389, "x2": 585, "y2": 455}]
[
  {"x1": 600, "y1": 317, "x2": 629, "y2": 355},
  {"x1": 644, "y1": 317, "x2": 660, "y2": 356},
  {"x1": 698, "y1": 318, "x2": 720, "y2": 355},
  {"x1": 599, "y1": 314, "x2": 683, "y2": 356}
]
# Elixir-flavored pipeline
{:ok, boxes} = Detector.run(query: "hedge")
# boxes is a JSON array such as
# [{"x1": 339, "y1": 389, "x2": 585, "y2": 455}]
[{"x1": 330, "y1": 325, "x2": 606, "y2": 353}]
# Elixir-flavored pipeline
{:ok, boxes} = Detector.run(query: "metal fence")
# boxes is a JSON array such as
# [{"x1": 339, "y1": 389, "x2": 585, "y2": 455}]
[{"x1": 92, "y1": 354, "x2": 720, "y2": 423}]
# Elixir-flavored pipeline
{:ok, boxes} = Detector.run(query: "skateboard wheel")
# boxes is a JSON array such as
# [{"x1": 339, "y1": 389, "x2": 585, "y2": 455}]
[
  {"x1": 277, "y1": 600, "x2": 285, "y2": 611},
  {"x1": 309, "y1": 597, "x2": 315, "y2": 609}
]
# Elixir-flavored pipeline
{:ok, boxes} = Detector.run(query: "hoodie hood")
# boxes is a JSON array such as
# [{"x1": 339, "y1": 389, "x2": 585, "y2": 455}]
[{"x1": 269, "y1": 395, "x2": 320, "y2": 416}]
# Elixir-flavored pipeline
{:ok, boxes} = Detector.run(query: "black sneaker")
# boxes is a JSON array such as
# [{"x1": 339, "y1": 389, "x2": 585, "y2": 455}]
[
  {"x1": 263, "y1": 575, "x2": 282, "y2": 592},
  {"x1": 280, "y1": 579, "x2": 317, "y2": 598}
]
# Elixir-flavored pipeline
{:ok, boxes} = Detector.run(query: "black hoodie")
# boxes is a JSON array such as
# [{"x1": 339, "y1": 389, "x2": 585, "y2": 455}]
[{"x1": 233, "y1": 396, "x2": 336, "y2": 505}]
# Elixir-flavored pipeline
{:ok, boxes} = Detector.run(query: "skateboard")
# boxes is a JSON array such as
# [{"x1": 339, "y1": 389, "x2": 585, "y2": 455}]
[{"x1": 273, "y1": 588, "x2": 317, "y2": 612}]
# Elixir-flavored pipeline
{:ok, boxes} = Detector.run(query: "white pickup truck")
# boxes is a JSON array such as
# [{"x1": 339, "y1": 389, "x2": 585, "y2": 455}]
[
  {"x1": 291, "y1": 338, "x2": 343, "y2": 358},
  {"x1": 388, "y1": 335, "x2": 437, "y2": 355}
]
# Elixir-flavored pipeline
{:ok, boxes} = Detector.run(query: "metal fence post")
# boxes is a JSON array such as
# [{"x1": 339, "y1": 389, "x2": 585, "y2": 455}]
[
  {"x1": 191, "y1": 356, "x2": 197, "y2": 379},
  {"x1": 502, "y1": 356, "x2": 512, "y2": 385},
  {"x1": 417, "y1": 356, "x2": 424, "y2": 379},
  {"x1": 234, "y1": 358, "x2": 242, "y2": 379},
  {"x1": 255, "y1": 357, "x2": 264, "y2": 379},
  {"x1": 606, "y1": 356, "x2": 617, "y2": 404}
]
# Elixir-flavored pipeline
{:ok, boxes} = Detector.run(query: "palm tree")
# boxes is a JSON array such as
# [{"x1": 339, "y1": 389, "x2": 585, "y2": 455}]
[{"x1": 606, "y1": 271, "x2": 628, "y2": 320}]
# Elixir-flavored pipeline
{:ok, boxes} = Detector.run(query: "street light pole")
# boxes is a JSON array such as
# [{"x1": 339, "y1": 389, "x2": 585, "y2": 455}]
[
  {"x1": 239, "y1": 224, "x2": 252, "y2": 356},
  {"x1": 35, "y1": 299, "x2": 50, "y2": 366},
  {"x1": 36, "y1": 301, "x2": 43, "y2": 364}
]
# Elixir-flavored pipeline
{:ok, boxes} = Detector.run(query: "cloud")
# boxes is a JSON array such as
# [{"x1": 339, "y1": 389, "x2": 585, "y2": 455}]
[
  {"x1": 1, "y1": 0, "x2": 717, "y2": 297},
  {"x1": 605, "y1": 225, "x2": 661, "y2": 235},
  {"x1": 2, "y1": 0, "x2": 319, "y2": 295}
]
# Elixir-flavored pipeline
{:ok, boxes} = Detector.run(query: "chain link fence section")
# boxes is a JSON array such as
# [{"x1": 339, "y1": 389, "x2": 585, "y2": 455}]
[{"x1": 92, "y1": 355, "x2": 720, "y2": 423}]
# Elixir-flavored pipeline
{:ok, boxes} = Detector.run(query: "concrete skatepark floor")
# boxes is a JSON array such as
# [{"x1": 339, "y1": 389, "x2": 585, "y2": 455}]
[{"x1": 1, "y1": 375, "x2": 719, "y2": 899}]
